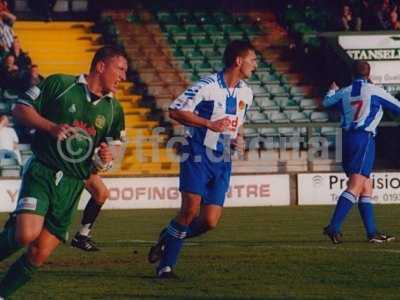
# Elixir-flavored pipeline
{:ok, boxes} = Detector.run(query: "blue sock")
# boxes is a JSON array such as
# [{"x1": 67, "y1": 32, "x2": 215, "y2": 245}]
[
  {"x1": 329, "y1": 191, "x2": 357, "y2": 233},
  {"x1": 358, "y1": 196, "x2": 377, "y2": 237},
  {"x1": 186, "y1": 217, "x2": 207, "y2": 239},
  {"x1": 158, "y1": 220, "x2": 188, "y2": 270}
]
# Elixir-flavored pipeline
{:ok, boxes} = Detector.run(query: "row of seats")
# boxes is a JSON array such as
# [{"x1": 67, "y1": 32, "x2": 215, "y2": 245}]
[{"x1": 246, "y1": 110, "x2": 328, "y2": 124}]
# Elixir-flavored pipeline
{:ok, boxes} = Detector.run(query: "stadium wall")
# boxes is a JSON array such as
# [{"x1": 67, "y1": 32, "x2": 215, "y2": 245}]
[
  {"x1": 2, "y1": 172, "x2": 400, "y2": 212},
  {"x1": 0, "y1": 175, "x2": 290, "y2": 212}
]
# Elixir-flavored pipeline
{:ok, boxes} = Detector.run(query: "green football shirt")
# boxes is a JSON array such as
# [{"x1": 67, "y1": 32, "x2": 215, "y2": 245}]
[{"x1": 18, "y1": 74, "x2": 125, "y2": 179}]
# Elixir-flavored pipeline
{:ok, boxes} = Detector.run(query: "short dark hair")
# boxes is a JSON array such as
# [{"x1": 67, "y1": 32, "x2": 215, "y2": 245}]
[
  {"x1": 90, "y1": 45, "x2": 127, "y2": 72},
  {"x1": 223, "y1": 40, "x2": 255, "y2": 68},
  {"x1": 352, "y1": 60, "x2": 370, "y2": 78}
]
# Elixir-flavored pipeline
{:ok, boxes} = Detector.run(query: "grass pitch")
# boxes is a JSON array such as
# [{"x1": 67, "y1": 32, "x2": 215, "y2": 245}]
[{"x1": 1, "y1": 205, "x2": 400, "y2": 299}]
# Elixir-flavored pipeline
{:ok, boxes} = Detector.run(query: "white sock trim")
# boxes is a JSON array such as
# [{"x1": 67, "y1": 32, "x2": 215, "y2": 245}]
[{"x1": 79, "y1": 224, "x2": 91, "y2": 236}]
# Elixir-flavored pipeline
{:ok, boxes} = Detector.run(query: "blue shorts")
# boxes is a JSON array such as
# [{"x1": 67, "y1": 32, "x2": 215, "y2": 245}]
[
  {"x1": 179, "y1": 142, "x2": 231, "y2": 206},
  {"x1": 342, "y1": 129, "x2": 375, "y2": 177}
]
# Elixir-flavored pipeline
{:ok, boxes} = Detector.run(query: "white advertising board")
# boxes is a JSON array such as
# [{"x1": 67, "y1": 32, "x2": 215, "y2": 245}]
[
  {"x1": 0, "y1": 175, "x2": 290, "y2": 212},
  {"x1": 298, "y1": 173, "x2": 400, "y2": 205},
  {"x1": 338, "y1": 35, "x2": 400, "y2": 85}
]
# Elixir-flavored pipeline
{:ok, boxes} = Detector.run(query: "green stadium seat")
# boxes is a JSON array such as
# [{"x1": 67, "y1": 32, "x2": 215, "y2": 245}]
[
  {"x1": 243, "y1": 26, "x2": 262, "y2": 38},
  {"x1": 264, "y1": 84, "x2": 289, "y2": 97},
  {"x1": 277, "y1": 127, "x2": 300, "y2": 137},
  {"x1": 197, "y1": 71, "x2": 213, "y2": 77},
  {"x1": 267, "y1": 111, "x2": 289, "y2": 123},
  {"x1": 0, "y1": 157, "x2": 20, "y2": 176},
  {"x1": 213, "y1": 12, "x2": 234, "y2": 24},
  {"x1": 247, "y1": 111, "x2": 269, "y2": 123},
  {"x1": 0, "y1": 102, "x2": 11, "y2": 114},
  {"x1": 193, "y1": 36, "x2": 214, "y2": 48},
  {"x1": 247, "y1": 102, "x2": 261, "y2": 112},
  {"x1": 254, "y1": 97, "x2": 279, "y2": 111},
  {"x1": 289, "y1": 86, "x2": 306, "y2": 97},
  {"x1": 251, "y1": 85, "x2": 269, "y2": 97},
  {"x1": 321, "y1": 127, "x2": 337, "y2": 136},
  {"x1": 202, "y1": 48, "x2": 222, "y2": 59},
  {"x1": 172, "y1": 47, "x2": 186, "y2": 59},
  {"x1": 166, "y1": 25, "x2": 187, "y2": 37},
  {"x1": 175, "y1": 38, "x2": 196, "y2": 48},
  {"x1": 203, "y1": 24, "x2": 221, "y2": 35},
  {"x1": 185, "y1": 24, "x2": 206, "y2": 36},
  {"x1": 310, "y1": 112, "x2": 329, "y2": 122},
  {"x1": 157, "y1": 12, "x2": 179, "y2": 24},
  {"x1": 300, "y1": 98, "x2": 317, "y2": 110},
  {"x1": 256, "y1": 71, "x2": 280, "y2": 84},
  {"x1": 244, "y1": 128, "x2": 259, "y2": 138},
  {"x1": 287, "y1": 111, "x2": 310, "y2": 123},
  {"x1": 184, "y1": 47, "x2": 204, "y2": 59},
  {"x1": 277, "y1": 98, "x2": 299, "y2": 111},
  {"x1": 259, "y1": 127, "x2": 280, "y2": 138},
  {"x1": 256, "y1": 61, "x2": 271, "y2": 72},
  {"x1": 209, "y1": 59, "x2": 224, "y2": 71}
]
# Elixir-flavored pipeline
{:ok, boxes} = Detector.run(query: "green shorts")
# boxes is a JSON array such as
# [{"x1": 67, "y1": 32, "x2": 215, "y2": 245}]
[{"x1": 15, "y1": 158, "x2": 85, "y2": 242}]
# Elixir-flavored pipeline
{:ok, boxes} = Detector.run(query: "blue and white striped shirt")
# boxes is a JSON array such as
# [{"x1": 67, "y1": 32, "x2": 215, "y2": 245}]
[
  {"x1": 323, "y1": 78, "x2": 400, "y2": 134},
  {"x1": 170, "y1": 71, "x2": 253, "y2": 151}
]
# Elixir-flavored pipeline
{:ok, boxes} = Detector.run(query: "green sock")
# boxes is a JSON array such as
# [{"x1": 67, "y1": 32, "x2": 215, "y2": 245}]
[
  {"x1": 0, "y1": 221, "x2": 23, "y2": 261},
  {"x1": 0, "y1": 254, "x2": 38, "y2": 298}
]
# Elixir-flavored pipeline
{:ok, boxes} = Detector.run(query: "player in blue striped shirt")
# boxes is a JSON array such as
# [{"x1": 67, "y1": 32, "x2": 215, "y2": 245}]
[
  {"x1": 148, "y1": 40, "x2": 256, "y2": 278},
  {"x1": 323, "y1": 60, "x2": 399, "y2": 244}
]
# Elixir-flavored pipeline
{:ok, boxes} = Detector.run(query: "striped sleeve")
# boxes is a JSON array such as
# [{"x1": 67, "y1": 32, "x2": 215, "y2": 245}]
[
  {"x1": 373, "y1": 86, "x2": 400, "y2": 115},
  {"x1": 323, "y1": 89, "x2": 343, "y2": 108},
  {"x1": 17, "y1": 74, "x2": 64, "y2": 114},
  {"x1": 169, "y1": 77, "x2": 213, "y2": 112}
]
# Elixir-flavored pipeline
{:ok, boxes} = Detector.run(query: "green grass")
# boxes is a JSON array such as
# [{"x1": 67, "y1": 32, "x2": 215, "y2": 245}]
[{"x1": 2, "y1": 205, "x2": 400, "y2": 299}]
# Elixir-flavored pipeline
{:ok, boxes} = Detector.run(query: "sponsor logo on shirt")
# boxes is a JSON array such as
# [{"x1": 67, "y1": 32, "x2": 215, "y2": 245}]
[
  {"x1": 16, "y1": 197, "x2": 37, "y2": 211},
  {"x1": 25, "y1": 86, "x2": 41, "y2": 100},
  {"x1": 68, "y1": 104, "x2": 76, "y2": 113},
  {"x1": 95, "y1": 115, "x2": 106, "y2": 129},
  {"x1": 239, "y1": 100, "x2": 245, "y2": 110},
  {"x1": 72, "y1": 120, "x2": 96, "y2": 136},
  {"x1": 226, "y1": 117, "x2": 239, "y2": 132}
]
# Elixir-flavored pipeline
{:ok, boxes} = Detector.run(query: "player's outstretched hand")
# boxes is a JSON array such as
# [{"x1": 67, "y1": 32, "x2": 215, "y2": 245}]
[
  {"x1": 207, "y1": 117, "x2": 230, "y2": 132},
  {"x1": 330, "y1": 82, "x2": 339, "y2": 91},
  {"x1": 49, "y1": 124, "x2": 72, "y2": 141},
  {"x1": 98, "y1": 142, "x2": 113, "y2": 164}
]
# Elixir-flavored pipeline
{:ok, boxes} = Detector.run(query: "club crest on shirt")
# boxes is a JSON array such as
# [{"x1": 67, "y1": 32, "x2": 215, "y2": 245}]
[
  {"x1": 95, "y1": 115, "x2": 106, "y2": 129},
  {"x1": 239, "y1": 100, "x2": 245, "y2": 110}
]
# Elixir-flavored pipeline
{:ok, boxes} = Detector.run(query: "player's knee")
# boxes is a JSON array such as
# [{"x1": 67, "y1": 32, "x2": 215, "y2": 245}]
[
  {"x1": 93, "y1": 188, "x2": 109, "y2": 205},
  {"x1": 15, "y1": 231, "x2": 40, "y2": 246}
]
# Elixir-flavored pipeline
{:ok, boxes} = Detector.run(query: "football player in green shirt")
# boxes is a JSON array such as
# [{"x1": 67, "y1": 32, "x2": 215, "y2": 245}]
[{"x1": 0, "y1": 45, "x2": 127, "y2": 298}]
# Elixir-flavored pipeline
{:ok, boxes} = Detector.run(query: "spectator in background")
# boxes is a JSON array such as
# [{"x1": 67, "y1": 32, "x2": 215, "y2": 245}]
[
  {"x1": 337, "y1": 3, "x2": 361, "y2": 31},
  {"x1": 10, "y1": 37, "x2": 32, "y2": 71},
  {"x1": 371, "y1": 0, "x2": 392, "y2": 29},
  {"x1": 28, "y1": 0, "x2": 57, "y2": 21},
  {"x1": 29, "y1": 64, "x2": 43, "y2": 87},
  {"x1": 0, "y1": 17, "x2": 13, "y2": 51},
  {"x1": 0, "y1": 115, "x2": 21, "y2": 165},
  {"x1": 389, "y1": 4, "x2": 400, "y2": 29},
  {"x1": 0, "y1": 53, "x2": 20, "y2": 90},
  {"x1": 354, "y1": 0, "x2": 374, "y2": 30},
  {"x1": 0, "y1": 0, "x2": 16, "y2": 25}
]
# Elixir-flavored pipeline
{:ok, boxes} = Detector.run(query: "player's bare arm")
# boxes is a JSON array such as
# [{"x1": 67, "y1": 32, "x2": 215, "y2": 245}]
[
  {"x1": 13, "y1": 104, "x2": 72, "y2": 140},
  {"x1": 169, "y1": 109, "x2": 229, "y2": 132}
]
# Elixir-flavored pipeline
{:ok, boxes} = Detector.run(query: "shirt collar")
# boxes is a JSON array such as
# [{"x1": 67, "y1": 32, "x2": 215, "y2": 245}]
[
  {"x1": 353, "y1": 76, "x2": 368, "y2": 83},
  {"x1": 217, "y1": 70, "x2": 243, "y2": 89},
  {"x1": 76, "y1": 74, "x2": 114, "y2": 100}
]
